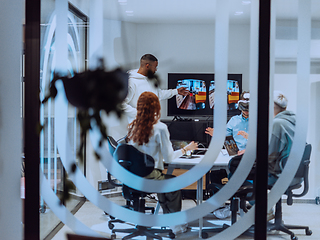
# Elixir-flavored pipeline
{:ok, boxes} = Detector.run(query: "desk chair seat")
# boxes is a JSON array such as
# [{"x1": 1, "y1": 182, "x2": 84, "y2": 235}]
[{"x1": 106, "y1": 140, "x2": 175, "y2": 240}]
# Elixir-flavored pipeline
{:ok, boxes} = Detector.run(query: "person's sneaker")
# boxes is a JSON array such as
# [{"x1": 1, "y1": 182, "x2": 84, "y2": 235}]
[
  {"x1": 267, "y1": 207, "x2": 275, "y2": 221},
  {"x1": 171, "y1": 223, "x2": 189, "y2": 234},
  {"x1": 213, "y1": 205, "x2": 231, "y2": 219},
  {"x1": 146, "y1": 193, "x2": 158, "y2": 202},
  {"x1": 267, "y1": 212, "x2": 275, "y2": 221}
]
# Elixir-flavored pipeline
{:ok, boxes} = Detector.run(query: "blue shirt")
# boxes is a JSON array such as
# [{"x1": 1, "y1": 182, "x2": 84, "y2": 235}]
[{"x1": 226, "y1": 113, "x2": 249, "y2": 151}]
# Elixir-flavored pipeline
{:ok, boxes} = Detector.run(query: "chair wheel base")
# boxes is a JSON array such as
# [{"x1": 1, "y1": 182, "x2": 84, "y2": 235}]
[
  {"x1": 201, "y1": 231, "x2": 209, "y2": 239},
  {"x1": 108, "y1": 222, "x2": 114, "y2": 229},
  {"x1": 306, "y1": 229, "x2": 312, "y2": 235},
  {"x1": 169, "y1": 232, "x2": 175, "y2": 239}
]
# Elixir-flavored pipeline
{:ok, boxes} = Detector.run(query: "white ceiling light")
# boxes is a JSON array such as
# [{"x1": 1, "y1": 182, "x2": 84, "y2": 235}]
[
  {"x1": 241, "y1": 1, "x2": 251, "y2": 5},
  {"x1": 234, "y1": 11, "x2": 244, "y2": 15},
  {"x1": 118, "y1": 0, "x2": 127, "y2": 5},
  {"x1": 126, "y1": 10, "x2": 134, "y2": 16}
]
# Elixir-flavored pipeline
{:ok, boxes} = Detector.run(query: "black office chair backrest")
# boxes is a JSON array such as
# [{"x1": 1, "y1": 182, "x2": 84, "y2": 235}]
[
  {"x1": 281, "y1": 143, "x2": 311, "y2": 183},
  {"x1": 106, "y1": 136, "x2": 122, "y2": 187},
  {"x1": 285, "y1": 144, "x2": 312, "y2": 205},
  {"x1": 106, "y1": 136, "x2": 118, "y2": 156},
  {"x1": 113, "y1": 143, "x2": 154, "y2": 178},
  {"x1": 293, "y1": 144, "x2": 311, "y2": 179}
]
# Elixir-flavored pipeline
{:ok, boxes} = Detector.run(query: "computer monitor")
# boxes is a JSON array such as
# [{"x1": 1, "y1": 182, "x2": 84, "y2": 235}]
[{"x1": 167, "y1": 73, "x2": 242, "y2": 118}]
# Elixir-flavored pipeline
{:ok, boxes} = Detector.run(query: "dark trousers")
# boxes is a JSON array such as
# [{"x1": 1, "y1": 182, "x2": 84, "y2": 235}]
[
  {"x1": 228, "y1": 154, "x2": 256, "y2": 180},
  {"x1": 145, "y1": 169, "x2": 182, "y2": 214},
  {"x1": 228, "y1": 154, "x2": 278, "y2": 186}
]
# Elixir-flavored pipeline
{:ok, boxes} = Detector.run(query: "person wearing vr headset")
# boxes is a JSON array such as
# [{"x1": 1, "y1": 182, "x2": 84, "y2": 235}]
[{"x1": 205, "y1": 91, "x2": 250, "y2": 155}]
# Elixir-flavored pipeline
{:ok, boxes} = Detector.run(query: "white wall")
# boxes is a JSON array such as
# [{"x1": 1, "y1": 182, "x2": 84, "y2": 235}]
[
  {"x1": 85, "y1": 0, "x2": 107, "y2": 189},
  {"x1": 309, "y1": 81, "x2": 320, "y2": 199},
  {"x1": 0, "y1": 0, "x2": 23, "y2": 239},
  {"x1": 113, "y1": 21, "x2": 138, "y2": 70},
  {"x1": 113, "y1": 23, "x2": 250, "y2": 119}
]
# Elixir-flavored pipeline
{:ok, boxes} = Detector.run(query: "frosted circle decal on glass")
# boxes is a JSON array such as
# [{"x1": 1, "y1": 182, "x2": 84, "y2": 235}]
[{"x1": 41, "y1": 1, "x2": 311, "y2": 239}]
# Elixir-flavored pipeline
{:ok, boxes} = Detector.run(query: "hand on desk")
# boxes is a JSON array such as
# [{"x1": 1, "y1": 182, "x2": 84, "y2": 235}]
[
  {"x1": 181, "y1": 141, "x2": 199, "y2": 155},
  {"x1": 184, "y1": 141, "x2": 199, "y2": 151}
]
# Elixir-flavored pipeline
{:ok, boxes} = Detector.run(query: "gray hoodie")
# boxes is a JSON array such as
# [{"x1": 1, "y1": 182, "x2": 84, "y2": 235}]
[{"x1": 268, "y1": 110, "x2": 296, "y2": 176}]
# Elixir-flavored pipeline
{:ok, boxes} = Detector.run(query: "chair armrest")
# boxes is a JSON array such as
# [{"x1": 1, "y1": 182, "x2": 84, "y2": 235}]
[
  {"x1": 107, "y1": 172, "x2": 122, "y2": 187},
  {"x1": 207, "y1": 183, "x2": 224, "y2": 195},
  {"x1": 287, "y1": 159, "x2": 310, "y2": 205},
  {"x1": 119, "y1": 159, "x2": 132, "y2": 168},
  {"x1": 292, "y1": 160, "x2": 310, "y2": 198}
]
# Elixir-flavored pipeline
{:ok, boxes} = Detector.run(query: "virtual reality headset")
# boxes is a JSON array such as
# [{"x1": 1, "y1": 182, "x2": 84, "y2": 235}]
[{"x1": 237, "y1": 92, "x2": 250, "y2": 111}]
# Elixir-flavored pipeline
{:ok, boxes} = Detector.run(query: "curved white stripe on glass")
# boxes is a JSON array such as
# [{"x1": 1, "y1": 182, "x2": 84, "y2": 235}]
[
  {"x1": 55, "y1": 80, "x2": 234, "y2": 228},
  {"x1": 40, "y1": 170, "x2": 102, "y2": 237},
  {"x1": 218, "y1": 0, "x2": 311, "y2": 238},
  {"x1": 219, "y1": 1, "x2": 311, "y2": 239},
  {"x1": 90, "y1": 122, "x2": 223, "y2": 193},
  {"x1": 210, "y1": 0, "x2": 259, "y2": 238},
  {"x1": 49, "y1": 1, "x2": 311, "y2": 238},
  {"x1": 40, "y1": 12, "x2": 56, "y2": 213},
  {"x1": 86, "y1": 0, "x2": 254, "y2": 235},
  {"x1": 87, "y1": 0, "x2": 254, "y2": 235},
  {"x1": 67, "y1": 33, "x2": 78, "y2": 71},
  {"x1": 268, "y1": 0, "x2": 311, "y2": 208}
]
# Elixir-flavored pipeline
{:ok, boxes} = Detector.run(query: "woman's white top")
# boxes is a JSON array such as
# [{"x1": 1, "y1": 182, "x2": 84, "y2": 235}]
[{"x1": 128, "y1": 121, "x2": 183, "y2": 170}]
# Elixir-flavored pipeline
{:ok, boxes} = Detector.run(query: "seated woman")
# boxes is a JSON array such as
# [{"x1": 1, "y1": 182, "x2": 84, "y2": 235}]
[{"x1": 126, "y1": 91, "x2": 198, "y2": 234}]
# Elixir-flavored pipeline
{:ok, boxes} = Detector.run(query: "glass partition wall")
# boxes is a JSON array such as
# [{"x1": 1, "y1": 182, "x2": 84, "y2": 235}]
[
  {"x1": 21, "y1": 0, "x2": 318, "y2": 239},
  {"x1": 39, "y1": 1, "x2": 88, "y2": 238}
]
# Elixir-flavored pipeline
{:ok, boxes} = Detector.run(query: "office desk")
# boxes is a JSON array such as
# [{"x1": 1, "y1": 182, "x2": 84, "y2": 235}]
[
  {"x1": 167, "y1": 150, "x2": 231, "y2": 174},
  {"x1": 166, "y1": 151, "x2": 231, "y2": 238}
]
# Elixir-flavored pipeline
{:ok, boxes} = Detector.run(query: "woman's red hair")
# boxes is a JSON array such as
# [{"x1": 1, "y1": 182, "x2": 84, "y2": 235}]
[{"x1": 127, "y1": 92, "x2": 161, "y2": 145}]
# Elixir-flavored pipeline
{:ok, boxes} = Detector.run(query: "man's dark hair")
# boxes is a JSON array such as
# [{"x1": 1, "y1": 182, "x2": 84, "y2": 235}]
[{"x1": 140, "y1": 54, "x2": 158, "y2": 63}]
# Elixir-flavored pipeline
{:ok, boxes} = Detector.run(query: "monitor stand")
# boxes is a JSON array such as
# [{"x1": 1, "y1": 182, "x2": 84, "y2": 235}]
[{"x1": 172, "y1": 116, "x2": 193, "y2": 121}]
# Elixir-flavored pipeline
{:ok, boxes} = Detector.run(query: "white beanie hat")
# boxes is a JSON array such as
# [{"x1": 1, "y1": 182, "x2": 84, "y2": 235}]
[{"x1": 274, "y1": 90, "x2": 288, "y2": 109}]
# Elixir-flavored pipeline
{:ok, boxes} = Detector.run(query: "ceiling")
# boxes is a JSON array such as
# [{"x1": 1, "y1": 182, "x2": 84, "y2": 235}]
[{"x1": 102, "y1": 0, "x2": 320, "y2": 24}]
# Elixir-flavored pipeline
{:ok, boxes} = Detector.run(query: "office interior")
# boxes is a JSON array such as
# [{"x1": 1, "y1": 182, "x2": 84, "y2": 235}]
[{"x1": 1, "y1": 0, "x2": 320, "y2": 239}]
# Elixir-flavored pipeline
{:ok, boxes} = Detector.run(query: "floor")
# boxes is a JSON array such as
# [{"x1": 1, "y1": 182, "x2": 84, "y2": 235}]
[
  {"x1": 40, "y1": 197, "x2": 83, "y2": 239},
  {"x1": 48, "y1": 193, "x2": 320, "y2": 240}
]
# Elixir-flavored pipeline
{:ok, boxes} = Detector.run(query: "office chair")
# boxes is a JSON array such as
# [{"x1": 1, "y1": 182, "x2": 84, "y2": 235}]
[
  {"x1": 203, "y1": 144, "x2": 313, "y2": 239},
  {"x1": 106, "y1": 135, "x2": 119, "y2": 156},
  {"x1": 105, "y1": 136, "x2": 154, "y2": 229},
  {"x1": 267, "y1": 143, "x2": 312, "y2": 240},
  {"x1": 108, "y1": 143, "x2": 175, "y2": 240}
]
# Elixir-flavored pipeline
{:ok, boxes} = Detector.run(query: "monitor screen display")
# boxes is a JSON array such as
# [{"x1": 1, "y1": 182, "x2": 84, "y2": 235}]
[
  {"x1": 168, "y1": 73, "x2": 242, "y2": 117},
  {"x1": 175, "y1": 79, "x2": 207, "y2": 110}
]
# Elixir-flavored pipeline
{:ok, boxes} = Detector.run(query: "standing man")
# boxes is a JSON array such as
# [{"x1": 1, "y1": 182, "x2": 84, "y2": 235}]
[{"x1": 123, "y1": 54, "x2": 189, "y2": 122}]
